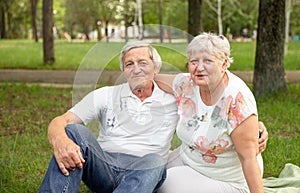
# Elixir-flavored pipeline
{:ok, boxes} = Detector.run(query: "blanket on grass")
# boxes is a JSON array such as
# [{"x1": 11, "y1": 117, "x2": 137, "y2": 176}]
[{"x1": 263, "y1": 163, "x2": 300, "y2": 193}]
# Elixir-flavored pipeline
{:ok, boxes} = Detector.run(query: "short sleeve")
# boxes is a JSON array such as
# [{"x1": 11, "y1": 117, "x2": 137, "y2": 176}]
[
  {"x1": 225, "y1": 87, "x2": 258, "y2": 135},
  {"x1": 69, "y1": 88, "x2": 107, "y2": 125}
]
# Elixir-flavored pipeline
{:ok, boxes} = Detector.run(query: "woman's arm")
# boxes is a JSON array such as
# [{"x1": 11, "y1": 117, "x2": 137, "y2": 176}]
[
  {"x1": 154, "y1": 74, "x2": 176, "y2": 94},
  {"x1": 231, "y1": 115, "x2": 264, "y2": 193}
]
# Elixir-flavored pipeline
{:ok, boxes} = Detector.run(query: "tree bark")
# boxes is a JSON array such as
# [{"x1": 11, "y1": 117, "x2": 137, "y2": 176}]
[
  {"x1": 42, "y1": 0, "x2": 55, "y2": 65},
  {"x1": 188, "y1": 0, "x2": 202, "y2": 42},
  {"x1": 217, "y1": 0, "x2": 222, "y2": 35},
  {"x1": 31, "y1": 0, "x2": 39, "y2": 42},
  {"x1": 253, "y1": 0, "x2": 288, "y2": 97},
  {"x1": 0, "y1": 5, "x2": 5, "y2": 39},
  {"x1": 158, "y1": 0, "x2": 163, "y2": 43}
]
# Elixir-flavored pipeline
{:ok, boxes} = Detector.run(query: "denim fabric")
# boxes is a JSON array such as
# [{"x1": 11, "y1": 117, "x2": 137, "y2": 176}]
[{"x1": 39, "y1": 124, "x2": 166, "y2": 193}]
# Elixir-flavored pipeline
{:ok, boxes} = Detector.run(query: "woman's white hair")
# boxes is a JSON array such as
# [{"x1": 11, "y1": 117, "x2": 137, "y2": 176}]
[
  {"x1": 119, "y1": 41, "x2": 162, "y2": 71},
  {"x1": 187, "y1": 32, "x2": 233, "y2": 68}
]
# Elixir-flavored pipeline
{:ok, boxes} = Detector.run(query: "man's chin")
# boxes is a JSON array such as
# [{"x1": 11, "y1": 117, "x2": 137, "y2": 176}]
[{"x1": 128, "y1": 79, "x2": 152, "y2": 90}]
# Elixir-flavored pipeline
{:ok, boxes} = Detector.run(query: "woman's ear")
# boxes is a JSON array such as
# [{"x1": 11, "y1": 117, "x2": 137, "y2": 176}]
[{"x1": 222, "y1": 59, "x2": 228, "y2": 71}]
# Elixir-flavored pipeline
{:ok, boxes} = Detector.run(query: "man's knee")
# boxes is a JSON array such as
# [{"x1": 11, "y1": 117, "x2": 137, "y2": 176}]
[
  {"x1": 65, "y1": 124, "x2": 90, "y2": 138},
  {"x1": 139, "y1": 153, "x2": 166, "y2": 171},
  {"x1": 65, "y1": 124, "x2": 92, "y2": 145}
]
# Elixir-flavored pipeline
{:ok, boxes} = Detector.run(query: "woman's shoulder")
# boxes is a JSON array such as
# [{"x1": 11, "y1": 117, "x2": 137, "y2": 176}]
[
  {"x1": 227, "y1": 71, "x2": 249, "y2": 89},
  {"x1": 226, "y1": 71, "x2": 255, "y2": 98}
]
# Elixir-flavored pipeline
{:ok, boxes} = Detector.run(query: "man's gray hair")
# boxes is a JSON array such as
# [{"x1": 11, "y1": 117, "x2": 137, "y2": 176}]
[{"x1": 119, "y1": 41, "x2": 162, "y2": 71}]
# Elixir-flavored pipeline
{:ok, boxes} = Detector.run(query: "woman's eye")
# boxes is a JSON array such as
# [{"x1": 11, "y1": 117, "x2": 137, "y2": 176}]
[
  {"x1": 204, "y1": 59, "x2": 213, "y2": 63},
  {"x1": 190, "y1": 60, "x2": 199, "y2": 65}
]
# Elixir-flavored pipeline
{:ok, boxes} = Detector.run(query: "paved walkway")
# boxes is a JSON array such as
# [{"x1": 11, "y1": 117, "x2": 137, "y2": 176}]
[{"x1": 0, "y1": 69, "x2": 299, "y2": 85}]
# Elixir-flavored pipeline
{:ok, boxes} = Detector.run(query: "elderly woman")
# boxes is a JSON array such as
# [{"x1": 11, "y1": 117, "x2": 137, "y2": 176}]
[{"x1": 156, "y1": 32, "x2": 264, "y2": 193}]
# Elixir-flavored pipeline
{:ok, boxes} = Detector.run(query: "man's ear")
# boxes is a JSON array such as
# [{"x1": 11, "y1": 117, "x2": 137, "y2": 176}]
[{"x1": 154, "y1": 65, "x2": 160, "y2": 74}]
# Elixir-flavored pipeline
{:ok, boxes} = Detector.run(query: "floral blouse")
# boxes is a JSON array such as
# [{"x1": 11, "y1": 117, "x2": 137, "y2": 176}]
[{"x1": 173, "y1": 71, "x2": 258, "y2": 186}]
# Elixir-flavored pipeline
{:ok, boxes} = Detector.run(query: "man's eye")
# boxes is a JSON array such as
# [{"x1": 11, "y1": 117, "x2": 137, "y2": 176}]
[
  {"x1": 139, "y1": 61, "x2": 148, "y2": 66},
  {"x1": 125, "y1": 63, "x2": 133, "y2": 67}
]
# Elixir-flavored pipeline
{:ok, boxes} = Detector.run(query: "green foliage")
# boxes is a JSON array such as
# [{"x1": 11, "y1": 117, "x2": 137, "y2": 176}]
[
  {"x1": 2, "y1": 0, "x2": 300, "y2": 39},
  {"x1": 0, "y1": 83, "x2": 299, "y2": 192},
  {"x1": 290, "y1": 0, "x2": 300, "y2": 35}
]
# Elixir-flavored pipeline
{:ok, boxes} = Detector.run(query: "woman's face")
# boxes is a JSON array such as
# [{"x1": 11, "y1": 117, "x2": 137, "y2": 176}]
[{"x1": 188, "y1": 51, "x2": 225, "y2": 88}]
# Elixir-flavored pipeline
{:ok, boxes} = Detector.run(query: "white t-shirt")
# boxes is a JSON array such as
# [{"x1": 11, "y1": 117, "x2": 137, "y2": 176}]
[
  {"x1": 173, "y1": 71, "x2": 258, "y2": 187},
  {"x1": 69, "y1": 81, "x2": 178, "y2": 160}
]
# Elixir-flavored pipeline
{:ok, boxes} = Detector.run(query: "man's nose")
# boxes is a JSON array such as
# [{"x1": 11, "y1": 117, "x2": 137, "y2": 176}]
[{"x1": 132, "y1": 63, "x2": 142, "y2": 73}]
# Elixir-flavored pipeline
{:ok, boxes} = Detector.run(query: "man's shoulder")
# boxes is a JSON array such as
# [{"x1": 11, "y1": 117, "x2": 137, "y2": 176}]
[{"x1": 91, "y1": 83, "x2": 130, "y2": 99}]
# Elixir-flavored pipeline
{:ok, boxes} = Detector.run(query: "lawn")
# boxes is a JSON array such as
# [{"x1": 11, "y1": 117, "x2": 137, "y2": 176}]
[
  {"x1": 0, "y1": 39, "x2": 300, "y2": 71},
  {"x1": 0, "y1": 83, "x2": 299, "y2": 192},
  {"x1": 0, "y1": 39, "x2": 300, "y2": 192}
]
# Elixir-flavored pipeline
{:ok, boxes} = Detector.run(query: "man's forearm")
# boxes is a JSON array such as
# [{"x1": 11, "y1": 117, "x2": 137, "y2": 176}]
[{"x1": 47, "y1": 116, "x2": 69, "y2": 146}]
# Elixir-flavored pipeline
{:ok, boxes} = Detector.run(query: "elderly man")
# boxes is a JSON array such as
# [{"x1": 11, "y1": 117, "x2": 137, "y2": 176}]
[
  {"x1": 39, "y1": 41, "x2": 268, "y2": 193},
  {"x1": 39, "y1": 41, "x2": 179, "y2": 193}
]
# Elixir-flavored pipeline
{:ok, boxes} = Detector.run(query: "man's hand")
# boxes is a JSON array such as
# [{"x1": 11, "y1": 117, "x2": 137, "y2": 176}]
[
  {"x1": 47, "y1": 112, "x2": 85, "y2": 176},
  {"x1": 53, "y1": 136, "x2": 85, "y2": 176},
  {"x1": 258, "y1": 121, "x2": 268, "y2": 153}
]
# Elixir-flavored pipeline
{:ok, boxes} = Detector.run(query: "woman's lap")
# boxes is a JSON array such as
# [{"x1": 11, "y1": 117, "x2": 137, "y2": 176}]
[{"x1": 157, "y1": 166, "x2": 247, "y2": 193}]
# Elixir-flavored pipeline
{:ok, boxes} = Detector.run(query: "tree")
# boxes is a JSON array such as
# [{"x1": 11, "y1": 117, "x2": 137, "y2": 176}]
[
  {"x1": 119, "y1": 0, "x2": 135, "y2": 42},
  {"x1": 0, "y1": 0, "x2": 5, "y2": 39},
  {"x1": 158, "y1": 0, "x2": 163, "y2": 42},
  {"x1": 285, "y1": 0, "x2": 291, "y2": 54},
  {"x1": 253, "y1": 0, "x2": 288, "y2": 97},
  {"x1": 289, "y1": 0, "x2": 300, "y2": 37},
  {"x1": 30, "y1": 0, "x2": 39, "y2": 42},
  {"x1": 42, "y1": 0, "x2": 54, "y2": 64},
  {"x1": 97, "y1": 0, "x2": 118, "y2": 42},
  {"x1": 136, "y1": 0, "x2": 143, "y2": 40},
  {"x1": 204, "y1": 0, "x2": 222, "y2": 34},
  {"x1": 188, "y1": 0, "x2": 202, "y2": 42}
]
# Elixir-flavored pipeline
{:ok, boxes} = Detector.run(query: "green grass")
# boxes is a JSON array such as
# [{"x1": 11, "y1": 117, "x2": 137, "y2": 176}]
[
  {"x1": 0, "y1": 83, "x2": 299, "y2": 192},
  {"x1": 1, "y1": 39, "x2": 300, "y2": 71}
]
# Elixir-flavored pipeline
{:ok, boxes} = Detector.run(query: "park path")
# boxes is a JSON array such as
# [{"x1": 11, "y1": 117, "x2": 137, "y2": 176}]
[{"x1": 0, "y1": 69, "x2": 299, "y2": 85}]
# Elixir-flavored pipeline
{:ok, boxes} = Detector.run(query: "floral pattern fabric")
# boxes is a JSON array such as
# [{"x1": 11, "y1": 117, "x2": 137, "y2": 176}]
[{"x1": 172, "y1": 72, "x2": 258, "y2": 184}]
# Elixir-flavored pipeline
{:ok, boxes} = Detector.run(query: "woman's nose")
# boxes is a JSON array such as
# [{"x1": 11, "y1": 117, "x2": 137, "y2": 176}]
[{"x1": 196, "y1": 62, "x2": 204, "y2": 71}]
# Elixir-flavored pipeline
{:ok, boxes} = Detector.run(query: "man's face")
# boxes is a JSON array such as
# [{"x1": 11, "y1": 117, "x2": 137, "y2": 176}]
[{"x1": 123, "y1": 47, "x2": 159, "y2": 90}]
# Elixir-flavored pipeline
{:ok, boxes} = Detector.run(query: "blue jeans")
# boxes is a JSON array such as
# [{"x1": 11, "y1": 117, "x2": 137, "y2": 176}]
[{"x1": 39, "y1": 124, "x2": 166, "y2": 193}]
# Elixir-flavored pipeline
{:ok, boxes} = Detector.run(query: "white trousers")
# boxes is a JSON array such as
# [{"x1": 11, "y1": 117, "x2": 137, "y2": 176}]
[{"x1": 157, "y1": 148, "x2": 264, "y2": 193}]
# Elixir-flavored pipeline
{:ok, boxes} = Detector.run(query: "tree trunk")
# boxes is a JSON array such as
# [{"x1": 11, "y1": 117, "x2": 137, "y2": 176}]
[
  {"x1": 105, "y1": 20, "x2": 109, "y2": 43},
  {"x1": 124, "y1": 1, "x2": 129, "y2": 43},
  {"x1": 158, "y1": 0, "x2": 163, "y2": 43},
  {"x1": 217, "y1": 0, "x2": 222, "y2": 35},
  {"x1": 0, "y1": 5, "x2": 5, "y2": 39},
  {"x1": 253, "y1": 0, "x2": 288, "y2": 97},
  {"x1": 31, "y1": 0, "x2": 39, "y2": 42},
  {"x1": 285, "y1": 0, "x2": 291, "y2": 55},
  {"x1": 188, "y1": 0, "x2": 202, "y2": 42},
  {"x1": 42, "y1": 0, "x2": 55, "y2": 65},
  {"x1": 136, "y1": 0, "x2": 143, "y2": 40}
]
